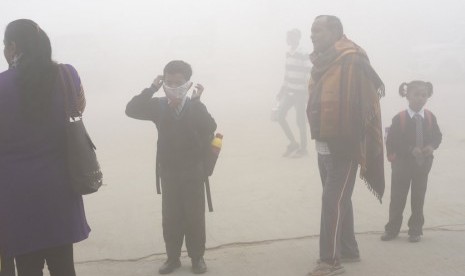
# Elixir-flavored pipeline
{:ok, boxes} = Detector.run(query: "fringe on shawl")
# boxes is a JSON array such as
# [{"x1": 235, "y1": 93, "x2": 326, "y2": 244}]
[{"x1": 360, "y1": 99, "x2": 385, "y2": 203}]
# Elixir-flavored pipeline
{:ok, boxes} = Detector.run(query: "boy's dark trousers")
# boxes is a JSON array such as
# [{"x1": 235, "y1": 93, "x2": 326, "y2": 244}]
[
  {"x1": 318, "y1": 153, "x2": 360, "y2": 264},
  {"x1": 0, "y1": 256, "x2": 15, "y2": 276},
  {"x1": 385, "y1": 157, "x2": 433, "y2": 236},
  {"x1": 161, "y1": 163, "x2": 206, "y2": 260}
]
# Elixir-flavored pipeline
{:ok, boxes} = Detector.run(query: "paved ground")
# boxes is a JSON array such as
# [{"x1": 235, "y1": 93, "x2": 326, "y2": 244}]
[
  {"x1": 73, "y1": 224, "x2": 465, "y2": 276},
  {"x1": 37, "y1": 85, "x2": 465, "y2": 276}
]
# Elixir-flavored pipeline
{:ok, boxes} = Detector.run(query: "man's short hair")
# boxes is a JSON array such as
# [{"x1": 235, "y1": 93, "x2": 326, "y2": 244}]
[
  {"x1": 163, "y1": 60, "x2": 192, "y2": 80},
  {"x1": 315, "y1": 15, "x2": 344, "y2": 39},
  {"x1": 287, "y1": 28, "x2": 301, "y2": 40}
]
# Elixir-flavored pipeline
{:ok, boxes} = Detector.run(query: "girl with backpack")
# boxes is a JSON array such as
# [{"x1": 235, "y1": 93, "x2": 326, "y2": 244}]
[{"x1": 381, "y1": 81, "x2": 442, "y2": 243}]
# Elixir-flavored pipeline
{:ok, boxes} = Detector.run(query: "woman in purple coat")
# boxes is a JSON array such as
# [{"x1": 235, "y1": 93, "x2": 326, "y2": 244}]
[{"x1": 0, "y1": 19, "x2": 90, "y2": 276}]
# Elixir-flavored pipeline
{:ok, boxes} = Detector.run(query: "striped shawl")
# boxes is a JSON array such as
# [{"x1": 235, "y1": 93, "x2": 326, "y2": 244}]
[{"x1": 307, "y1": 36, "x2": 385, "y2": 201}]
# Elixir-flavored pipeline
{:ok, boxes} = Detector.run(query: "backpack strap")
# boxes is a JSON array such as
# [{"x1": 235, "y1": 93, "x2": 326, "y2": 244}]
[
  {"x1": 399, "y1": 110, "x2": 408, "y2": 132},
  {"x1": 185, "y1": 99, "x2": 215, "y2": 212},
  {"x1": 388, "y1": 110, "x2": 408, "y2": 162},
  {"x1": 424, "y1": 109, "x2": 433, "y2": 130},
  {"x1": 155, "y1": 98, "x2": 169, "y2": 195}
]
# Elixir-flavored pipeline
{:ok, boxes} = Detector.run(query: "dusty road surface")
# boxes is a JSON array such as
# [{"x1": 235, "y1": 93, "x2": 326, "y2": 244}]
[
  {"x1": 73, "y1": 227, "x2": 465, "y2": 276},
  {"x1": 39, "y1": 83, "x2": 465, "y2": 276}
]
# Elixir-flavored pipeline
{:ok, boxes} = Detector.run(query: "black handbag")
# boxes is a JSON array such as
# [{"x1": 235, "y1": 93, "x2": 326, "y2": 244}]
[{"x1": 59, "y1": 65, "x2": 103, "y2": 195}]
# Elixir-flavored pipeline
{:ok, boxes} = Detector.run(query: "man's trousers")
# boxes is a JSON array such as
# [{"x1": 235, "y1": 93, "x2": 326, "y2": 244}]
[{"x1": 318, "y1": 153, "x2": 360, "y2": 265}]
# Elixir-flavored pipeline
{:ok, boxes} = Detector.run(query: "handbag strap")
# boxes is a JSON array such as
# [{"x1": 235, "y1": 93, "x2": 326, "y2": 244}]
[{"x1": 58, "y1": 64, "x2": 82, "y2": 120}]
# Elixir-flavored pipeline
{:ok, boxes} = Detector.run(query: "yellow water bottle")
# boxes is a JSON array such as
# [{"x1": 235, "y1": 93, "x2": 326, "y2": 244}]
[
  {"x1": 212, "y1": 133, "x2": 223, "y2": 154},
  {"x1": 206, "y1": 133, "x2": 223, "y2": 176}
]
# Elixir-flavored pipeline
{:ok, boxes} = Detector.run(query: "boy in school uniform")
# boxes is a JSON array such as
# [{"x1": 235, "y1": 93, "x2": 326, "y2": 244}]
[
  {"x1": 126, "y1": 60, "x2": 217, "y2": 274},
  {"x1": 381, "y1": 81, "x2": 442, "y2": 243}
]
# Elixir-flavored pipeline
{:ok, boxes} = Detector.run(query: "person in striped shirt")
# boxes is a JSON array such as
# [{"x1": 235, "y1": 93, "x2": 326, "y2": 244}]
[{"x1": 276, "y1": 29, "x2": 312, "y2": 157}]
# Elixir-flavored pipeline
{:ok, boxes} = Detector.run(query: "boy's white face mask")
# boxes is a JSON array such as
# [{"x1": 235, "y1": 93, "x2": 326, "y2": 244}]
[{"x1": 163, "y1": 81, "x2": 193, "y2": 101}]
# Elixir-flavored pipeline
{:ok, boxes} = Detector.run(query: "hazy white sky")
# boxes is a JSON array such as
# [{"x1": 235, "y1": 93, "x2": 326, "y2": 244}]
[
  {"x1": 1, "y1": 1, "x2": 464, "y2": 64},
  {"x1": 1, "y1": 0, "x2": 464, "y2": 98}
]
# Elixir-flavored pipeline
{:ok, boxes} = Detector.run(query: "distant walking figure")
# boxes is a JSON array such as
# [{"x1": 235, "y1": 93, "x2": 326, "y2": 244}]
[
  {"x1": 275, "y1": 29, "x2": 311, "y2": 158},
  {"x1": 381, "y1": 81, "x2": 442, "y2": 243},
  {"x1": 306, "y1": 15, "x2": 385, "y2": 276},
  {"x1": 0, "y1": 19, "x2": 90, "y2": 276}
]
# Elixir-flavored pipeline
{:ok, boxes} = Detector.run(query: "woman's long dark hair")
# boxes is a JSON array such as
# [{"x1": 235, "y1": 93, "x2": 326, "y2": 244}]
[{"x1": 4, "y1": 19, "x2": 58, "y2": 120}]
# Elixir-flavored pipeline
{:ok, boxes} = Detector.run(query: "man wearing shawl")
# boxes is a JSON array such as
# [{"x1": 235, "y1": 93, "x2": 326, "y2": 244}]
[{"x1": 307, "y1": 15, "x2": 385, "y2": 276}]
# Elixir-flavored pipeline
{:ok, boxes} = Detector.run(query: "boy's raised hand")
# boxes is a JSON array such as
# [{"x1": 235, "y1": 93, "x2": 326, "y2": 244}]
[
  {"x1": 192, "y1": 83, "x2": 204, "y2": 99},
  {"x1": 151, "y1": 75, "x2": 164, "y2": 91}
]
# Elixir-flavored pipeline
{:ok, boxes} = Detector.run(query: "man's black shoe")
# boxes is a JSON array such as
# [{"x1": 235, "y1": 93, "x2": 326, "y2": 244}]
[
  {"x1": 159, "y1": 258, "x2": 181, "y2": 274},
  {"x1": 380, "y1": 232, "x2": 397, "y2": 241},
  {"x1": 192, "y1": 257, "x2": 207, "y2": 274}
]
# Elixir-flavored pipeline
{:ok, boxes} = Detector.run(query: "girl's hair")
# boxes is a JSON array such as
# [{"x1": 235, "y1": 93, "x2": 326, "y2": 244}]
[
  {"x1": 398, "y1": 81, "x2": 433, "y2": 98},
  {"x1": 4, "y1": 19, "x2": 58, "y2": 120}
]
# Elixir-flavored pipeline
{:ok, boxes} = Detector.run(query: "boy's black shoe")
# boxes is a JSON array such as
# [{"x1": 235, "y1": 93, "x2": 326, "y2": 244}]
[
  {"x1": 159, "y1": 258, "x2": 181, "y2": 274},
  {"x1": 408, "y1": 235, "x2": 421, "y2": 243},
  {"x1": 380, "y1": 232, "x2": 397, "y2": 241},
  {"x1": 192, "y1": 257, "x2": 207, "y2": 274}
]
